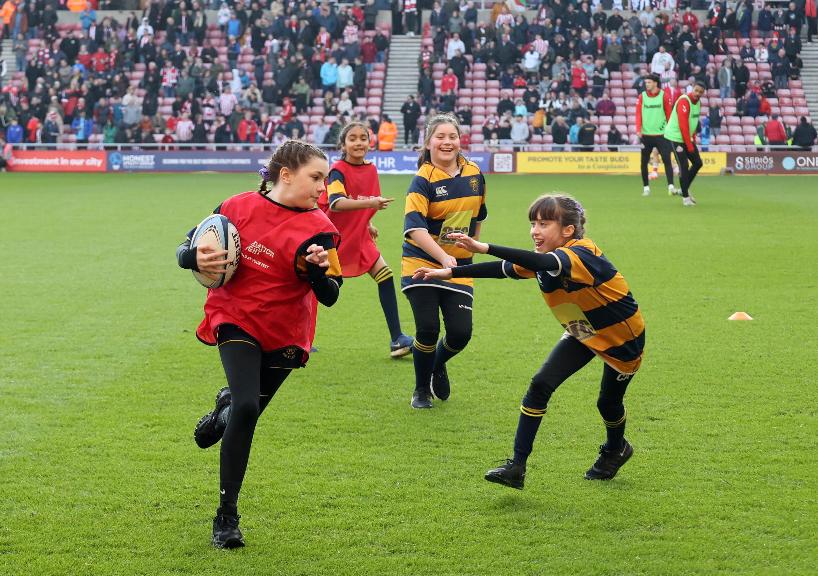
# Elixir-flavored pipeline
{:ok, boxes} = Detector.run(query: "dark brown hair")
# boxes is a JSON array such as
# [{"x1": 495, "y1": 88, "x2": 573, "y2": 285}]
[
  {"x1": 417, "y1": 113, "x2": 463, "y2": 169},
  {"x1": 337, "y1": 121, "x2": 370, "y2": 160},
  {"x1": 259, "y1": 140, "x2": 327, "y2": 192},
  {"x1": 527, "y1": 194, "x2": 586, "y2": 238}
]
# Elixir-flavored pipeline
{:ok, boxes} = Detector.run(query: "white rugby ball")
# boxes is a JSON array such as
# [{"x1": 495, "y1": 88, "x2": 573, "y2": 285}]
[{"x1": 191, "y1": 214, "x2": 241, "y2": 288}]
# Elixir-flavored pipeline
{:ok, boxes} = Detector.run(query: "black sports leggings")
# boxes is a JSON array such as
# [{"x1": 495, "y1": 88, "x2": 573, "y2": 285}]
[
  {"x1": 405, "y1": 288, "x2": 473, "y2": 352},
  {"x1": 671, "y1": 142, "x2": 703, "y2": 198},
  {"x1": 217, "y1": 324, "x2": 291, "y2": 506},
  {"x1": 523, "y1": 334, "x2": 633, "y2": 421},
  {"x1": 641, "y1": 135, "x2": 675, "y2": 187}
]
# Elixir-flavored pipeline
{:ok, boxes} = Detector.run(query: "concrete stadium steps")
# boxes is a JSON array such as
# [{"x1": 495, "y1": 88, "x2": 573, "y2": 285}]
[
  {"x1": 801, "y1": 44, "x2": 818, "y2": 121},
  {"x1": 382, "y1": 35, "x2": 422, "y2": 148},
  {"x1": 1, "y1": 39, "x2": 16, "y2": 74}
]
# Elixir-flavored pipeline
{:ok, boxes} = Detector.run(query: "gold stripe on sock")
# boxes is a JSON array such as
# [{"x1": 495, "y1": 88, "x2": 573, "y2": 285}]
[
  {"x1": 603, "y1": 409, "x2": 627, "y2": 428},
  {"x1": 413, "y1": 341, "x2": 437, "y2": 353},
  {"x1": 441, "y1": 338, "x2": 461, "y2": 354},
  {"x1": 520, "y1": 406, "x2": 547, "y2": 418},
  {"x1": 374, "y1": 266, "x2": 393, "y2": 283}
]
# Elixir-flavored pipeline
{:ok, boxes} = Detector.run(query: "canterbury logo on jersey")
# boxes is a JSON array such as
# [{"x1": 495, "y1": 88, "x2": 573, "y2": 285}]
[{"x1": 435, "y1": 185, "x2": 448, "y2": 197}]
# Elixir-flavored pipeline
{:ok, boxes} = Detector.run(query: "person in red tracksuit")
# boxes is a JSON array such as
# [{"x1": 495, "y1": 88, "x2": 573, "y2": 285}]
[
  {"x1": 176, "y1": 140, "x2": 343, "y2": 549},
  {"x1": 317, "y1": 121, "x2": 414, "y2": 357}
]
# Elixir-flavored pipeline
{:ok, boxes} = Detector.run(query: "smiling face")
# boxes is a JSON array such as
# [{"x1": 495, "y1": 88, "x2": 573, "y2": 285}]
[
  {"x1": 279, "y1": 156, "x2": 330, "y2": 209},
  {"x1": 341, "y1": 124, "x2": 369, "y2": 163},
  {"x1": 530, "y1": 218, "x2": 575, "y2": 253},
  {"x1": 426, "y1": 121, "x2": 461, "y2": 169}
]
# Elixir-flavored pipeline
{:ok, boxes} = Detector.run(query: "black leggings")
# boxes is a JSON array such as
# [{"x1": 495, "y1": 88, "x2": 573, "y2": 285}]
[
  {"x1": 671, "y1": 142, "x2": 703, "y2": 198},
  {"x1": 523, "y1": 334, "x2": 633, "y2": 419},
  {"x1": 406, "y1": 288, "x2": 473, "y2": 351},
  {"x1": 405, "y1": 288, "x2": 473, "y2": 392},
  {"x1": 640, "y1": 135, "x2": 675, "y2": 187},
  {"x1": 217, "y1": 324, "x2": 291, "y2": 508}
]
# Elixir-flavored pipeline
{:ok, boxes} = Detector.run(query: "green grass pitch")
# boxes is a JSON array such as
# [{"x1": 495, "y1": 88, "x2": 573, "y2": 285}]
[{"x1": 1, "y1": 172, "x2": 816, "y2": 575}]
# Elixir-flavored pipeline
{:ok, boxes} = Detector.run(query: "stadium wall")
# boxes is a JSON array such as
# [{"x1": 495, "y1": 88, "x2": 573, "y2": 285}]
[{"x1": 9, "y1": 150, "x2": 818, "y2": 175}]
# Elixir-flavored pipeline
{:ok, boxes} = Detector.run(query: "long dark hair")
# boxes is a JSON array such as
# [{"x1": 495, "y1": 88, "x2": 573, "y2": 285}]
[{"x1": 258, "y1": 140, "x2": 327, "y2": 192}]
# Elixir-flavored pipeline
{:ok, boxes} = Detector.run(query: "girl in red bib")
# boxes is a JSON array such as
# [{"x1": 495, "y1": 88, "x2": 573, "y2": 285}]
[
  {"x1": 318, "y1": 121, "x2": 414, "y2": 357},
  {"x1": 176, "y1": 141, "x2": 343, "y2": 549}
]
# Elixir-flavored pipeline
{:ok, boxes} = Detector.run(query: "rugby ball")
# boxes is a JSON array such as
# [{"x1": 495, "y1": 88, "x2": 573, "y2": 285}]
[{"x1": 190, "y1": 214, "x2": 241, "y2": 288}]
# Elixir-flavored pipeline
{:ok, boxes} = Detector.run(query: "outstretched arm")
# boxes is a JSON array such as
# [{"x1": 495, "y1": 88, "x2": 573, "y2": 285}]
[{"x1": 445, "y1": 232, "x2": 560, "y2": 272}]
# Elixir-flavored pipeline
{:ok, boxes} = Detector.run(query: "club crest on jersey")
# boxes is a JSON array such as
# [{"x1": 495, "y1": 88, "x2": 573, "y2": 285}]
[
  {"x1": 469, "y1": 177, "x2": 479, "y2": 192},
  {"x1": 435, "y1": 185, "x2": 448, "y2": 197}
]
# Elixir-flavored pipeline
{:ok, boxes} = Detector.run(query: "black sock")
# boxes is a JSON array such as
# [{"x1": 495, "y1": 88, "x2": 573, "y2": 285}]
[
  {"x1": 374, "y1": 268, "x2": 403, "y2": 341},
  {"x1": 433, "y1": 338, "x2": 461, "y2": 370},
  {"x1": 512, "y1": 407, "x2": 546, "y2": 466},
  {"x1": 412, "y1": 340, "x2": 436, "y2": 392},
  {"x1": 602, "y1": 408, "x2": 626, "y2": 451}
]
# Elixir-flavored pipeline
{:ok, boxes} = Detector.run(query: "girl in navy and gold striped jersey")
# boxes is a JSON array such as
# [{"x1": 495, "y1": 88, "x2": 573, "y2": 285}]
[
  {"x1": 402, "y1": 113, "x2": 488, "y2": 409},
  {"x1": 413, "y1": 194, "x2": 644, "y2": 486}
]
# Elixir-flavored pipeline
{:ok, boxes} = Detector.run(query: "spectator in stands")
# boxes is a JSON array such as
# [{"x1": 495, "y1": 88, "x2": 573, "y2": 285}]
[
  {"x1": 807, "y1": 0, "x2": 818, "y2": 43},
  {"x1": 745, "y1": 91, "x2": 761, "y2": 118},
  {"x1": 792, "y1": 117, "x2": 817, "y2": 149},
  {"x1": 570, "y1": 59, "x2": 588, "y2": 97},
  {"x1": 5, "y1": 117, "x2": 22, "y2": 144},
  {"x1": 418, "y1": 68, "x2": 434, "y2": 109},
  {"x1": 377, "y1": 114, "x2": 396, "y2": 151},
  {"x1": 784, "y1": 28, "x2": 802, "y2": 69},
  {"x1": 596, "y1": 91, "x2": 616, "y2": 116},
  {"x1": 607, "y1": 125, "x2": 625, "y2": 151},
  {"x1": 176, "y1": 111, "x2": 194, "y2": 144},
  {"x1": 590, "y1": 60, "x2": 609, "y2": 98},
  {"x1": 758, "y1": 3, "x2": 773, "y2": 39},
  {"x1": 755, "y1": 42, "x2": 769, "y2": 63},
  {"x1": 765, "y1": 114, "x2": 788, "y2": 147},
  {"x1": 569, "y1": 116, "x2": 583, "y2": 148},
  {"x1": 772, "y1": 50, "x2": 790, "y2": 89},
  {"x1": 446, "y1": 32, "x2": 466, "y2": 61},
  {"x1": 236, "y1": 110, "x2": 258, "y2": 143},
  {"x1": 578, "y1": 117, "x2": 597, "y2": 152},
  {"x1": 337, "y1": 58, "x2": 354, "y2": 92},
  {"x1": 440, "y1": 67, "x2": 458, "y2": 95},
  {"x1": 71, "y1": 110, "x2": 93, "y2": 144},
  {"x1": 401, "y1": 94, "x2": 421, "y2": 146},
  {"x1": 734, "y1": 60, "x2": 749, "y2": 98},
  {"x1": 510, "y1": 115, "x2": 530, "y2": 146},
  {"x1": 717, "y1": 58, "x2": 734, "y2": 99},
  {"x1": 708, "y1": 105, "x2": 723, "y2": 138},
  {"x1": 218, "y1": 85, "x2": 238, "y2": 117},
  {"x1": 740, "y1": 40, "x2": 755, "y2": 61},
  {"x1": 336, "y1": 91, "x2": 353, "y2": 116},
  {"x1": 605, "y1": 32, "x2": 623, "y2": 73}
]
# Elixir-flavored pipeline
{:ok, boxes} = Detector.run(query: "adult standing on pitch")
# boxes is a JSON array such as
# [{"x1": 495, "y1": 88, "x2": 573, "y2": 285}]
[
  {"x1": 664, "y1": 81, "x2": 705, "y2": 207},
  {"x1": 178, "y1": 141, "x2": 343, "y2": 548},
  {"x1": 636, "y1": 73, "x2": 675, "y2": 197}
]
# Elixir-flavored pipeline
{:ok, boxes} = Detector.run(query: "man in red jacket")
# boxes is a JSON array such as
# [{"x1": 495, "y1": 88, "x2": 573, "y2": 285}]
[
  {"x1": 571, "y1": 59, "x2": 588, "y2": 97},
  {"x1": 764, "y1": 114, "x2": 788, "y2": 147}
]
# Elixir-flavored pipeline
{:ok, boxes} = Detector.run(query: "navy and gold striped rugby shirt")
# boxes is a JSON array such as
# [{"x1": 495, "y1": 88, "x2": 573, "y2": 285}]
[
  {"x1": 401, "y1": 157, "x2": 487, "y2": 297},
  {"x1": 505, "y1": 238, "x2": 645, "y2": 374}
]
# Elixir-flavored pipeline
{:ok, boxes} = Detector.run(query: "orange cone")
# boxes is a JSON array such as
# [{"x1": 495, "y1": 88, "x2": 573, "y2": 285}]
[{"x1": 728, "y1": 312, "x2": 753, "y2": 321}]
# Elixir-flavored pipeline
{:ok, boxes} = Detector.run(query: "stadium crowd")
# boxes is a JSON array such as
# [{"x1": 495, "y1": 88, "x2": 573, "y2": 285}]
[
  {"x1": 0, "y1": 0, "x2": 816, "y2": 151},
  {"x1": 407, "y1": 0, "x2": 816, "y2": 150},
  {"x1": 0, "y1": 0, "x2": 394, "y2": 148}
]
